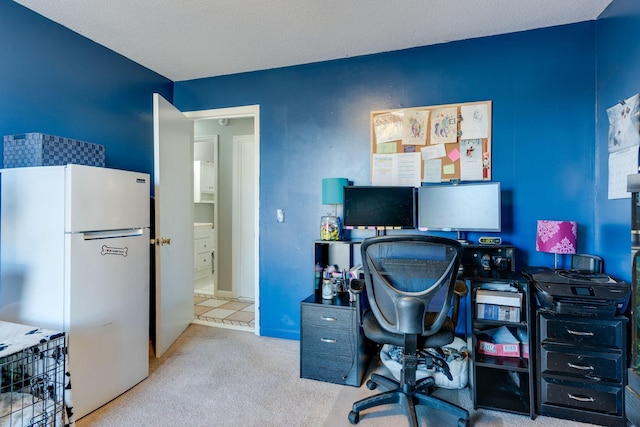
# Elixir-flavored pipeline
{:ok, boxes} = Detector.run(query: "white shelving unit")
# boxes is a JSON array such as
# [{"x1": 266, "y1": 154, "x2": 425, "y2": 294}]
[
  {"x1": 194, "y1": 223, "x2": 214, "y2": 281},
  {"x1": 194, "y1": 160, "x2": 215, "y2": 203}
]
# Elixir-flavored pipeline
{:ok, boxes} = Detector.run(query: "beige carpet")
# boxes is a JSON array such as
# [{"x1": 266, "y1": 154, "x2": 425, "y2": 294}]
[{"x1": 76, "y1": 324, "x2": 596, "y2": 426}]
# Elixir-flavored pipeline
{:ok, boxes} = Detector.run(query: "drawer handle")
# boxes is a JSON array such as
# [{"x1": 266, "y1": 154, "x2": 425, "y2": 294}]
[
  {"x1": 567, "y1": 362, "x2": 594, "y2": 371},
  {"x1": 320, "y1": 338, "x2": 337, "y2": 343},
  {"x1": 321, "y1": 316, "x2": 337, "y2": 322},
  {"x1": 566, "y1": 328, "x2": 594, "y2": 336},
  {"x1": 568, "y1": 393, "x2": 595, "y2": 403}
]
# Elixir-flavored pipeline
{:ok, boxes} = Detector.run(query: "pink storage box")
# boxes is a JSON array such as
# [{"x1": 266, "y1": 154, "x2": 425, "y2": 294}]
[{"x1": 477, "y1": 326, "x2": 520, "y2": 358}]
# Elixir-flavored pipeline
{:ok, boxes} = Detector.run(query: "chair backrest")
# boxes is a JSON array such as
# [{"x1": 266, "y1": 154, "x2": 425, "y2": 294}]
[{"x1": 360, "y1": 235, "x2": 463, "y2": 336}]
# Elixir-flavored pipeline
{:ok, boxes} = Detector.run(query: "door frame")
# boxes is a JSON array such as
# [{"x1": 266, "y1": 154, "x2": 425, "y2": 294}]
[
  {"x1": 232, "y1": 135, "x2": 255, "y2": 299},
  {"x1": 184, "y1": 105, "x2": 260, "y2": 335}
]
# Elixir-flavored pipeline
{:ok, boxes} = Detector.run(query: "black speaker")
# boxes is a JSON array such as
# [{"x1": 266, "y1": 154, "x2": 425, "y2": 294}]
[
  {"x1": 461, "y1": 245, "x2": 515, "y2": 276},
  {"x1": 571, "y1": 254, "x2": 603, "y2": 273}
]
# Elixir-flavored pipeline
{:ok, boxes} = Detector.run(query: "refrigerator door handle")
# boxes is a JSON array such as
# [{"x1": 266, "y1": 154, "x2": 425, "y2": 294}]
[{"x1": 79, "y1": 229, "x2": 146, "y2": 240}]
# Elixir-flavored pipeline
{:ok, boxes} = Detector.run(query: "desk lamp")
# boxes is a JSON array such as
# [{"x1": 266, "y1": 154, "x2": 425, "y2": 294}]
[
  {"x1": 536, "y1": 220, "x2": 577, "y2": 269},
  {"x1": 321, "y1": 178, "x2": 348, "y2": 241}
]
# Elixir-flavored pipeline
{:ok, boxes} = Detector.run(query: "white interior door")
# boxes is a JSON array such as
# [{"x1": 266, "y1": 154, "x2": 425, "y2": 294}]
[
  {"x1": 153, "y1": 93, "x2": 194, "y2": 357},
  {"x1": 232, "y1": 135, "x2": 256, "y2": 299}
]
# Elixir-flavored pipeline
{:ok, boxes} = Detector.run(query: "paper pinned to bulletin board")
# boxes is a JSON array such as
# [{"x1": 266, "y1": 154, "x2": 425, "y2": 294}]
[
  {"x1": 370, "y1": 101, "x2": 492, "y2": 186},
  {"x1": 606, "y1": 93, "x2": 640, "y2": 199}
]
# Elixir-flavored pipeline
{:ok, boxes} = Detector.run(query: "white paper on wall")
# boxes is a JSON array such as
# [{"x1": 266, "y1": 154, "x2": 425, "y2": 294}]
[
  {"x1": 608, "y1": 145, "x2": 638, "y2": 199},
  {"x1": 371, "y1": 152, "x2": 421, "y2": 187},
  {"x1": 459, "y1": 139, "x2": 484, "y2": 181},
  {"x1": 460, "y1": 104, "x2": 489, "y2": 139},
  {"x1": 607, "y1": 94, "x2": 640, "y2": 199}
]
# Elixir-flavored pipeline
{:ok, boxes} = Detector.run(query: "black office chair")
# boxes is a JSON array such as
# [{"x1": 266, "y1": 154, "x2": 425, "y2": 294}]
[{"x1": 348, "y1": 235, "x2": 470, "y2": 427}]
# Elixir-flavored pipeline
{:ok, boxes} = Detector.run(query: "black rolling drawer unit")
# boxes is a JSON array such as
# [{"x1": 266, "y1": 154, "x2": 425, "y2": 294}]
[
  {"x1": 537, "y1": 311, "x2": 627, "y2": 426},
  {"x1": 300, "y1": 294, "x2": 371, "y2": 387}
]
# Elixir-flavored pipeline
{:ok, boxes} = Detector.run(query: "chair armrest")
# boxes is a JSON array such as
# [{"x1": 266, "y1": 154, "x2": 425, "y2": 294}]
[
  {"x1": 451, "y1": 279, "x2": 468, "y2": 329},
  {"x1": 348, "y1": 279, "x2": 366, "y2": 326},
  {"x1": 454, "y1": 279, "x2": 468, "y2": 298}
]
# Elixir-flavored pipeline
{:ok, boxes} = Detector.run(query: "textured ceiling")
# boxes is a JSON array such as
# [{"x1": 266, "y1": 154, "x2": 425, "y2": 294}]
[{"x1": 15, "y1": 0, "x2": 612, "y2": 82}]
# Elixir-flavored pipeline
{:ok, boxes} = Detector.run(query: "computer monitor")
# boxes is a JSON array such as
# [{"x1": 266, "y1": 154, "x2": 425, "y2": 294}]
[
  {"x1": 343, "y1": 186, "x2": 416, "y2": 229},
  {"x1": 418, "y1": 182, "x2": 501, "y2": 233}
]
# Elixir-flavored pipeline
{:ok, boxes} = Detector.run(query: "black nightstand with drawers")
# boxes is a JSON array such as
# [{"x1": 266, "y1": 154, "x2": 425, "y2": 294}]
[
  {"x1": 536, "y1": 311, "x2": 627, "y2": 426},
  {"x1": 300, "y1": 293, "x2": 373, "y2": 387}
]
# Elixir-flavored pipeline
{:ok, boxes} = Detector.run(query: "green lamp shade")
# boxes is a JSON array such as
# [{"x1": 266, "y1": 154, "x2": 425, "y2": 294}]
[{"x1": 322, "y1": 178, "x2": 348, "y2": 205}]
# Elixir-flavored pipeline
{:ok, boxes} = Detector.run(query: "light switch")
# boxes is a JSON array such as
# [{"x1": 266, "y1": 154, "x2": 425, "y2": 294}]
[{"x1": 276, "y1": 209, "x2": 285, "y2": 223}]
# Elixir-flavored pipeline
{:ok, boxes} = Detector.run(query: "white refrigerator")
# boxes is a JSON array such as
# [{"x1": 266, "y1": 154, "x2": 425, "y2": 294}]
[{"x1": 0, "y1": 164, "x2": 150, "y2": 419}]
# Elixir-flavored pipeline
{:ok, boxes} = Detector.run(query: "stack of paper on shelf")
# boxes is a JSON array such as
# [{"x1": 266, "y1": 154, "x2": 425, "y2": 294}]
[{"x1": 475, "y1": 289, "x2": 522, "y2": 322}]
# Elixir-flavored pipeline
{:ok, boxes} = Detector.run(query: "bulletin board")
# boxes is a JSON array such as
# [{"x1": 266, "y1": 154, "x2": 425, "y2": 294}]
[{"x1": 370, "y1": 100, "x2": 492, "y2": 186}]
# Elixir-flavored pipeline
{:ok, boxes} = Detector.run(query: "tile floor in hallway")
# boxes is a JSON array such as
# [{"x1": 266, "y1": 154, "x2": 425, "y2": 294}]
[{"x1": 193, "y1": 293, "x2": 255, "y2": 332}]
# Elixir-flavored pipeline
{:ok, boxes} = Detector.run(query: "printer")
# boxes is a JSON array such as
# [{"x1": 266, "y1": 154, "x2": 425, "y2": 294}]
[{"x1": 522, "y1": 266, "x2": 630, "y2": 318}]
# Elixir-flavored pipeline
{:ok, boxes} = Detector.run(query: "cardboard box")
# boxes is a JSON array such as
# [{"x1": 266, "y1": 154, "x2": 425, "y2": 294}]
[
  {"x1": 521, "y1": 342, "x2": 529, "y2": 359},
  {"x1": 3, "y1": 133, "x2": 105, "y2": 168},
  {"x1": 475, "y1": 289, "x2": 522, "y2": 322},
  {"x1": 477, "y1": 326, "x2": 521, "y2": 358}
]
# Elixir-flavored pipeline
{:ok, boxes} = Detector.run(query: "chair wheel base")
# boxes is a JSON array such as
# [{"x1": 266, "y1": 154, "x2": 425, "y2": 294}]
[
  {"x1": 348, "y1": 410, "x2": 360, "y2": 424},
  {"x1": 457, "y1": 418, "x2": 469, "y2": 427},
  {"x1": 366, "y1": 379, "x2": 377, "y2": 390}
]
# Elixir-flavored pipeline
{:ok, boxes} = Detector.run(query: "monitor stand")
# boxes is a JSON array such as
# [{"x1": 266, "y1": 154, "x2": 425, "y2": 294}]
[{"x1": 456, "y1": 231, "x2": 471, "y2": 245}]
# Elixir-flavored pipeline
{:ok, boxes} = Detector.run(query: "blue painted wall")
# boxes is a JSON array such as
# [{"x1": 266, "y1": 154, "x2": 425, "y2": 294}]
[
  {"x1": 595, "y1": 0, "x2": 640, "y2": 281},
  {"x1": 175, "y1": 23, "x2": 604, "y2": 339},
  {"x1": 2, "y1": 0, "x2": 639, "y2": 340},
  {"x1": 0, "y1": 1, "x2": 173, "y2": 176}
]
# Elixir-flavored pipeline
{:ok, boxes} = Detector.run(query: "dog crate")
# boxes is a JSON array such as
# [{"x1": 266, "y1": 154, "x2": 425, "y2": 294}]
[{"x1": 0, "y1": 326, "x2": 67, "y2": 427}]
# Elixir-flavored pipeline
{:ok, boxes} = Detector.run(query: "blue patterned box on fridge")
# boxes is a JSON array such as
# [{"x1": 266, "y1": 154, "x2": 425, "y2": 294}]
[{"x1": 3, "y1": 132, "x2": 105, "y2": 168}]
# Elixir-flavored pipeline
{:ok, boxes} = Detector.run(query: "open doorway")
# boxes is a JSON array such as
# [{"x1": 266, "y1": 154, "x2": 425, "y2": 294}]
[
  {"x1": 193, "y1": 134, "x2": 217, "y2": 296},
  {"x1": 187, "y1": 107, "x2": 260, "y2": 334}
]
